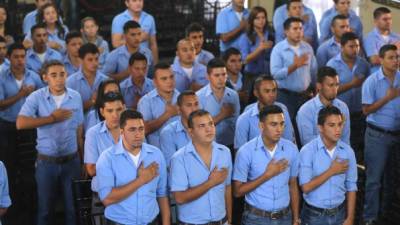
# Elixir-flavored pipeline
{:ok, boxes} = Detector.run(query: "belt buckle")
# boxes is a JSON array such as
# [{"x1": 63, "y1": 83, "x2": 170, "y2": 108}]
[
  {"x1": 270, "y1": 211, "x2": 281, "y2": 220},
  {"x1": 325, "y1": 208, "x2": 337, "y2": 216}
]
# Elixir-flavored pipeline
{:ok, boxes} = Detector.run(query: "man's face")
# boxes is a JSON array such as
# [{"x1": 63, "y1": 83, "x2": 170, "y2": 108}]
[
  {"x1": 225, "y1": 54, "x2": 242, "y2": 76},
  {"x1": 318, "y1": 76, "x2": 339, "y2": 102},
  {"x1": 331, "y1": 19, "x2": 351, "y2": 39},
  {"x1": 9, "y1": 49, "x2": 26, "y2": 70},
  {"x1": 125, "y1": 0, "x2": 143, "y2": 13},
  {"x1": 67, "y1": 37, "x2": 83, "y2": 57},
  {"x1": 153, "y1": 68, "x2": 175, "y2": 93},
  {"x1": 188, "y1": 31, "x2": 204, "y2": 55},
  {"x1": 189, "y1": 114, "x2": 216, "y2": 144},
  {"x1": 285, "y1": 22, "x2": 303, "y2": 43},
  {"x1": 32, "y1": 28, "x2": 48, "y2": 48},
  {"x1": 179, "y1": 95, "x2": 200, "y2": 119},
  {"x1": 232, "y1": 0, "x2": 245, "y2": 9},
  {"x1": 177, "y1": 40, "x2": 196, "y2": 65},
  {"x1": 381, "y1": 50, "x2": 399, "y2": 71},
  {"x1": 335, "y1": 0, "x2": 351, "y2": 15},
  {"x1": 375, "y1": 13, "x2": 392, "y2": 32},
  {"x1": 208, "y1": 67, "x2": 228, "y2": 90},
  {"x1": 342, "y1": 39, "x2": 360, "y2": 59},
  {"x1": 121, "y1": 118, "x2": 145, "y2": 149},
  {"x1": 259, "y1": 113, "x2": 285, "y2": 144},
  {"x1": 82, "y1": 20, "x2": 99, "y2": 38},
  {"x1": 81, "y1": 53, "x2": 99, "y2": 74},
  {"x1": 125, "y1": 28, "x2": 142, "y2": 49},
  {"x1": 100, "y1": 100, "x2": 125, "y2": 129},
  {"x1": 43, "y1": 65, "x2": 67, "y2": 94},
  {"x1": 254, "y1": 80, "x2": 277, "y2": 106},
  {"x1": 129, "y1": 60, "x2": 147, "y2": 82},
  {"x1": 287, "y1": 2, "x2": 304, "y2": 18},
  {"x1": 318, "y1": 114, "x2": 344, "y2": 144}
]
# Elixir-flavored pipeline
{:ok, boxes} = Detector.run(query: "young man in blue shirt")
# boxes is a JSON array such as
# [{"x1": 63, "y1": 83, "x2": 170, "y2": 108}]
[
  {"x1": 17, "y1": 60, "x2": 84, "y2": 225},
  {"x1": 185, "y1": 23, "x2": 214, "y2": 66},
  {"x1": 63, "y1": 31, "x2": 83, "y2": 76},
  {"x1": 169, "y1": 109, "x2": 233, "y2": 225},
  {"x1": 362, "y1": 44, "x2": 400, "y2": 225},
  {"x1": 234, "y1": 105, "x2": 300, "y2": 225},
  {"x1": 299, "y1": 106, "x2": 357, "y2": 225},
  {"x1": 96, "y1": 110, "x2": 170, "y2": 225}
]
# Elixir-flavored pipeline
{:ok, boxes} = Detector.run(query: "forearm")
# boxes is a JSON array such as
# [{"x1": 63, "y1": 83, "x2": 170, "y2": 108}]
[
  {"x1": 245, "y1": 48, "x2": 264, "y2": 64},
  {"x1": 16, "y1": 115, "x2": 54, "y2": 130},
  {"x1": 83, "y1": 99, "x2": 94, "y2": 112},
  {"x1": 301, "y1": 169, "x2": 333, "y2": 193},
  {"x1": 225, "y1": 185, "x2": 233, "y2": 224},
  {"x1": 346, "y1": 191, "x2": 356, "y2": 221},
  {"x1": 111, "y1": 34, "x2": 124, "y2": 48},
  {"x1": 110, "y1": 70, "x2": 130, "y2": 82},
  {"x1": 150, "y1": 36, "x2": 159, "y2": 64},
  {"x1": 0, "y1": 94, "x2": 23, "y2": 110},
  {"x1": 157, "y1": 197, "x2": 171, "y2": 225},
  {"x1": 102, "y1": 177, "x2": 145, "y2": 206},
  {"x1": 289, "y1": 178, "x2": 300, "y2": 222},
  {"x1": 77, "y1": 125, "x2": 84, "y2": 162},
  {"x1": 85, "y1": 164, "x2": 96, "y2": 177},
  {"x1": 190, "y1": 82, "x2": 203, "y2": 92},
  {"x1": 338, "y1": 83, "x2": 354, "y2": 94},
  {"x1": 287, "y1": 63, "x2": 298, "y2": 75},
  {"x1": 362, "y1": 96, "x2": 391, "y2": 115},
  {"x1": 233, "y1": 174, "x2": 271, "y2": 197},
  {"x1": 173, "y1": 180, "x2": 214, "y2": 204},
  {"x1": 145, "y1": 112, "x2": 170, "y2": 135},
  {"x1": 220, "y1": 27, "x2": 243, "y2": 43}
]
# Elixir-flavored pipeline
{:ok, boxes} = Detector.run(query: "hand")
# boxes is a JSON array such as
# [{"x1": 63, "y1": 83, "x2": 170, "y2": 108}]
[
  {"x1": 328, "y1": 158, "x2": 349, "y2": 175},
  {"x1": 138, "y1": 162, "x2": 159, "y2": 184},
  {"x1": 258, "y1": 40, "x2": 273, "y2": 50},
  {"x1": 343, "y1": 217, "x2": 354, "y2": 225},
  {"x1": 219, "y1": 104, "x2": 234, "y2": 119},
  {"x1": 264, "y1": 159, "x2": 289, "y2": 178},
  {"x1": 301, "y1": 14, "x2": 309, "y2": 22},
  {"x1": 293, "y1": 53, "x2": 309, "y2": 68},
  {"x1": 51, "y1": 108, "x2": 73, "y2": 122},
  {"x1": 394, "y1": 41, "x2": 400, "y2": 50},
  {"x1": 90, "y1": 92, "x2": 97, "y2": 104},
  {"x1": 18, "y1": 85, "x2": 35, "y2": 97},
  {"x1": 98, "y1": 47, "x2": 104, "y2": 54},
  {"x1": 208, "y1": 167, "x2": 228, "y2": 187},
  {"x1": 239, "y1": 19, "x2": 247, "y2": 31},
  {"x1": 385, "y1": 87, "x2": 400, "y2": 100},
  {"x1": 164, "y1": 104, "x2": 179, "y2": 117},
  {"x1": 48, "y1": 41, "x2": 62, "y2": 50},
  {"x1": 350, "y1": 76, "x2": 364, "y2": 88}
]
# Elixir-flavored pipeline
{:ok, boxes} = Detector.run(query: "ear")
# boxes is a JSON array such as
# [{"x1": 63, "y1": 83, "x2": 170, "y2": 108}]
[
  {"x1": 99, "y1": 107, "x2": 105, "y2": 117},
  {"x1": 316, "y1": 82, "x2": 322, "y2": 92},
  {"x1": 258, "y1": 121, "x2": 264, "y2": 130}
]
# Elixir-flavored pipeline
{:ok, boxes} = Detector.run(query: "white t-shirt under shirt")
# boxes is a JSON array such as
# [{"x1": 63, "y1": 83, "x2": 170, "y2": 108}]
[
  {"x1": 128, "y1": 151, "x2": 141, "y2": 167},
  {"x1": 381, "y1": 34, "x2": 390, "y2": 43},
  {"x1": 290, "y1": 44, "x2": 300, "y2": 55},
  {"x1": 266, "y1": 144, "x2": 278, "y2": 158},
  {"x1": 235, "y1": 11, "x2": 243, "y2": 21},
  {"x1": 15, "y1": 79, "x2": 24, "y2": 89},
  {"x1": 52, "y1": 93, "x2": 66, "y2": 108},
  {"x1": 36, "y1": 52, "x2": 46, "y2": 63},
  {"x1": 182, "y1": 66, "x2": 193, "y2": 79},
  {"x1": 326, "y1": 147, "x2": 336, "y2": 159}
]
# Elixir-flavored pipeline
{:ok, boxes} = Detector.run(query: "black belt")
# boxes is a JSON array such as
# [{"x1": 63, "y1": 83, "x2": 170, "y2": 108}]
[
  {"x1": 244, "y1": 203, "x2": 289, "y2": 220},
  {"x1": 367, "y1": 123, "x2": 400, "y2": 136},
  {"x1": 304, "y1": 202, "x2": 344, "y2": 216},
  {"x1": 37, "y1": 152, "x2": 77, "y2": 164},
  {"x1": 179, "y1": 216, "x2": 227, "y2": 225},
  {"x1": 106, "y1": 218, "x2": 158, "y2": 225}
]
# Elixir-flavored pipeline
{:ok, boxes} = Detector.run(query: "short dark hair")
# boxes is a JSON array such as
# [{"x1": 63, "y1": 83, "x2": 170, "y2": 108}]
[
  {"x1": 207, "y1": 58, "x2": 225, "y2": 74},
  {"x1": 129, "y1": 52, "x2": 148, "y2": 66},
  {"x1": 340, "y1": 32, "x2": 359, "y2": 46},
  {"x1": 185, "y1": 22, "x2": 204, "y2": 37},
  {"x1": 283, "y1": 17, "x2": 303, "y2": 30},
  {"x1": 65, "y1": 31, "x2": 82, "y2": 44},
  {"x1": 153, "y1": 62, "x2": 171, "y2": 78},
  {"x1": 330, "y1": 14, "x2": 348, "y2": 27},
  {"x1": 188, "y1": 109, "x2": 210, "y2": 128},
  {"x1": 259, "y1": 105, "x2": 284, "y2": 122},
  {"x1": 78, "y1": 43, "x2": 99, "y2": 59},
  {"x1": 41, "y1": 60, "x2": 64, "y2": 74},
  {"x1": 379, "y1": 44, "x2": 397, "y2": 58},
  {"x1": 253, "y1": 75, "x2": 276, "y2": 91},
  {"x1": 120, "y1": 110, "x2": 143, "y2": 128},
  {"x1": 373, "y1": 7, "x2": 391, "y2": 19},
  {"x1": 177, "y1": 90, "x2": 196, "y2": 106},
  {"x1": 317, "y1": 66, "x2": 338, "y2": 83},
  {"x1": 317, "y1": 105, "x2": 342, "y2": 125},
  {"x1": 123, "y1": 20, "x2": 141, "y2": 34},
  {"x1": 7, "y1": 43, "x2": 26, "y2": 56},
  {"x1": 222, "y1": 47, "x2": 241, "y2": 62},
  {"x1": 99, "y1": 92, "x2": 125, "y2": 109},
  {"x1": 31, "y1": 23, "x2": 47, "y2": 35},
  {"x1": 287, "y1": 0, "x2": 302, "y2": 10}
]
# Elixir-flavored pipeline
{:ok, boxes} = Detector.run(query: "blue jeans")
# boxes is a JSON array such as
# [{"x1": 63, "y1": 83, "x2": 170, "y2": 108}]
[
  {"x1": 363, "y1": 127, "x2": 400, "y2": 221},
  {"x1": 35, "y1": 155, "x2": 81, "y2": 225},
  {"x1": 301, "y1": 203, "x2": 345, "y2": 225},
  {"x1": 241, "y1": 210, "x2": 292, "y2": 225},
  {"x1": 277, "y1": 89, "x2": 309, "y2": 120}
]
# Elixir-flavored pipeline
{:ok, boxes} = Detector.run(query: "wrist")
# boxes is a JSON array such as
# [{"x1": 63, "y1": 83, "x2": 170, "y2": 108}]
[{"x1": 50, "y1": 114, "x2": 57, "y2": 123}]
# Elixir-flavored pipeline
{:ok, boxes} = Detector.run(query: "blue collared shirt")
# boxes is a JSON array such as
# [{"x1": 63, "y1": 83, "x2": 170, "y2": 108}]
[
  {"x1": 159, "y1": 118, "x2": 191, "y2": 166},
  {"x1": 216, "y1": 5, "x2": 249, "y2": 52},
  {"x1": 169, "y1": 141, "x2": 232, "y2": 224},
  {"x1": 22, "y1": 10, "x2": 38, "y2": 35},
  {"x1": 63, "y1": 55, "x2": 80, "y2": 76},
  {"x1": 26, "y1": 48, "x2": 63, "y2": 74},
  {"x1": 171, "y1": 60, "x2": 208, "y2": 92},
  {"x1": 19, "y1": 87, "x2": 84, "y2": 156},
  {"x1": 96, "y1": 140, "x2": 167, "y2": 225},
  {"x1": 319, "y1": 7, "x2": 363, "y2": 44},
  {"x1": 270, "y1": 39, "x2": 317, "y2": 92},
  {"x1": 137, "y1": 89, "x2": 180, "y2": 148},
  {"x1": 296, "y1": 95, "x2": 351, "y2": 146},
  {"x1": 316, "y1": 37, "x2": 341, "y2": 68},
  {"x1": 327, "y1": 53, "x2": 370, "y2": 113},
  {"x1": 84, "y1": 109, "x2": 101, "y2": 133},
  {"x1": 102, "y1": 45, "x2": 153, "y2": 77},
  {"x1": 233, "y1": 136, "x2": 299, "y2": 211},
  {"x1": 196, "y1": 84, "x2": 240, "y2": 146},
  {"x1": 362, "y1": 68, "x2": 400, "y2": 130},
  {"x1": 0, "y1": 161, "x2": 11, "y2": 210},
  {"x1": 299, "y1": 136, "x2": 357, "y2": 209},
  {"x1": 120, "y1": 77, "x2": 154, "y2": 109},
  {"x1": 226, "y1": 72, "x2": 243, "y2": 91},
  {"x1": 0, "y1": 68, "x2": 44, "y2": 122},
  {"x1": 25, "y1": 26, "x2": 69, "y2": 53},
  {"x1": 85, "y1": 121, "x2": 119, "y2": 191},
  {"x1": 0, "y1": 59, "x2": 9, "y2": 74},
  {"x1": 239, "y1": 31, "x2": 272, "y2": 75},
  {"x1": 66, "y1": 70, "x2": 108, "y2": 104},
  {"x1": 111, "y1": 10, "x2": 156, "y2": 49},
  {"x1": 234, "y1": 102, "x2": 295, "y2": 149}
]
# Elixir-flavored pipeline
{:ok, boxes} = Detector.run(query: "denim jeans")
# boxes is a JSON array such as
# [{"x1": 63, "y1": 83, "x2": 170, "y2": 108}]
[
  {"x1": 35, "y1": 155, "x2": 81, "y2": 225},
  {"x1": 363, "y1": 127, "x2": 400, "y2": 221},
  {"x1": 301, "y1": 203, "x2": 345, "y2": 225},
  {"x1": 277, "y1": 89, "x2": 309, "y2": 120},
  {"x1": 241, "y1": 210, "x2": 292, "y2": 225}
]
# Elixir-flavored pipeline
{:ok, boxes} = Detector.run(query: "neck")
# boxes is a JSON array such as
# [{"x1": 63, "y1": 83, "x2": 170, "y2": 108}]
[
  {"x1": 321, "y1": 136, "x2": 337, "y2": 151},
  {"x1": 341, "y1": 52, "x2": 355, "y2": 64},
  {"x1": 180, "y1": 60, "x2": 193, "y2": 68},
  {"x1": 318, "y1": 94, "x2": 333, "y2": 107},
  {"x1": 122, "y1": 138, "x2": 141, "y2": 155},
  {"x1": 87, "y1": 35, "x2": 97, "y2": 43},
  {"x1": 47, "y1": 23, "x2": 56, "y2": 31},
  {"x1": 157, "y1": 89, "x2": 174, "y2": 101},
  {"x1": 262, "y1": 136, "x2": 277, "y2": 151},
  {"x1": 287, "y1": 38, "x2": 300, "y2": 46},
  {"x1": 378, "y1": 27, "x2": 390, "y2": 35},
  {"x1": 34, "y1": 45, "x2": 46, "y2": 54},
  {"x1": 0, "y1": 57, "x2": 4, "y2": 64},
  {"x1": 129, "y1": 10, "x2": 141, "y2": 19},
  {"x1": 126, "y1": 44, "x2": 139, "y2": 54},
  {"x1": 132, "y1": 77, "x2": 145, "y2": 87},
  {"x1": 106, "y1": 122, "x2": 119, "y2": 132},
  {"x1": 334, "y1": 35, "x2": 341, "y2": 43},
  {"x1": 181, "y1": 116, "x2": 189, "y2": 130},
  {"x1": 68, "y1": 54, "x2": 81, "y2": 65},
  {"x1": 11, "y1": 67, "x2": 25, "y2": 79},
  {"x1": 254, "y1": 27, "x2": 263, "y2": 34},
  {"x1": 82, "y1": 68, "x2": 96, "y2": 78},
  {"x1": 233, "y1": 4, "x2": 243, "y2": 12},
  {"x1": 210, "y1": 85, "x2": 225, "y2": 95},
  {"x1": 49, "y1": 87, "x2": 65, "y2": 96},
  {"x1": 193, "y1": 140, "x2": 213, "y2": 153},
  {"x1": 382, "y1": 66, "x2": 396, "y2": 78},
  {"x1": 228, "y1": 72, "x2": 238, "y2": 83}
]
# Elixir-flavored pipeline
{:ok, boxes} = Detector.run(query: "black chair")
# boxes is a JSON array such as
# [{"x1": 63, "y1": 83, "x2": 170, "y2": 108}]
[{"x1": 72, "y1": 179, "x2": 95, "y2": 225}]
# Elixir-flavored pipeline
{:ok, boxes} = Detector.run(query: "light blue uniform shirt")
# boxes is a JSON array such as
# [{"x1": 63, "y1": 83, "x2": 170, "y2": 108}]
[
  {"x1": 66, "y1": 69, "x2": 109, "y2": 105},
  {"x1": 216, "y1": 5, "x2": 249, "y2": 52},
  {"x1": 84, "y1": 109, "x2": 101, "y2": 133},
  {"x1": 0, "y1": 161, "x2": 11, "y2": 215},
  {"x1": 63, "y1": 55, "x2": 80, "y2": 76},
  {"x1": 0, "y1": 68, "x2": 44, "y2": 122},
  {"x1": 171, "y1": 60, "x2": 208, "y2": 92},
  {"x1": 26, "y1": 48, "x2": 63, "y2": 74},
  {"x1": 111, "y1": 10, "x2": 156, "y2": 49},
  {"x1": 270, "y1": 39, "x2": 317, "y2": 92},
  {"x1": 234, "y1": 102, "x2": 295, "y2": 149},
  {"x1": 327, "y1": 53, "x2": 370, "y2": 113},
  {"x1": 137, "y1": 89, "x2": 180, "y2": 148},
  {"x1": 120, "y1": 77, "x2": 154, "y2": 109},
  {"x1": 159, "y1": 118, "x2": 191, "y2": 166},
  {"x1": 84, "y1": 121, "x2": 118, "y2": 191},
  {"x1": 316, "y1": 37, "x2": 341, "y2": 68},
  {"x1": 25, "y1": 26, "x2": 69, "y2": 53},
  {"x1": 196, "y1": 84, "x2": 240, "y2": 146},
  {"x1": 362, "y1": 68, "x2": 400, "y2": 130},
  {"x1": 299, "y1": 136, "x2": 357, "y2": 209},
  {"x1": 169, "y1": 141, "x2": 232, "y2": 224},
  {"x1": 239, "y1": 31, "x2": 272, "y2": 75},
  {"x1": 19, "y1": 87, "x2": 84, "y2": 156},
  {"x1": 96, "y1": 140, "x2": 168, "y2": 225},
  {"x1": 0, "y1": 59, "x2": 10, "y2": 74},
  {"x1": 22, "y1": 10, "x2": 64, "y2": 35},
  {"x1": 102, "y1": 45, "x2": 153, "y2": 77},
  {"x1": 233, "y1": 136, "x2": 299, "y2": 211},
  {"x1": 296, "y1": 95, "x2": 351, "y2": 146},
  {"x1": 364, "y1": 28, "x2": 400, "y2": 72},
  {"x1": 319, "y1": 7, "x2": 363, "y2": 44}
]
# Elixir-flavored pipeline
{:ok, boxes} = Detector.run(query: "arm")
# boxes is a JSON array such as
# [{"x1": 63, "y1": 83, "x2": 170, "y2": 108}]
[
  {"x1": 219, "y1": 21, "x2": 246, "y2": 43},
  {"x1": 16, "y1": 115, "x2": 54, "y2": 130},
  {"x1": 85, "y1": 164, "x2": 96, "y2": 177},
  {"x1": 111, "y1": 33, "x2": 124, "y2": 48},
  {"x1": 149, "y1": 35, "x2": 159, "y2": 64},
  {"x1": 362, "y1": 95, "x2": 393, "y2": 116},
  {"x1": 233, "y1": 171, "x2": 276, "y2": 197},
  {"x1": 0, "y1": 92, "x2": 25, "y2": 110},
  {"x1": 144, "y1": 110, "x2": 176, "y2": 135},
  {"x1": 109, "y1": 69, "x2": 131, "y2": 83},
  {"x1": 77, "y1": 125, "x2": 84, "y2": 163},
  {"x1": 173, "y1": 179, "x2": 216, "y2": 204},
  {"x1": 344, "y1": 192, "x2": 357, "y2": 225},
  {"x1": 157, "y1": 197, "x2": 171, "y2": 225},
  {"x1": 289, "y1": 178, "x2": 300, "y2": 224},
  {"x1": 225, "y1": 185, "x2": 233, "y2": 224},
  {"x1": 296, "y1": 107, "x2": 316, "y2": 146},
  {"x1": 102, "y1": 176, "x2": 147, "y2": 206}
]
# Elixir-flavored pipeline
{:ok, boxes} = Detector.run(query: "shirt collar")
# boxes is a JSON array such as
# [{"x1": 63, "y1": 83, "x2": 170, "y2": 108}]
[
  {"x1": 282, "y1": 39, "x2": 308, "y2": 51},
  {"x1": 204, "y1": 84, "x2": 229, "y2": 98},
  {"x1": 114, "y1": 139, "x2": 154, "y2": 155},
  {"x1": 44, "y1": 86, "x2": 73, "y2": 100},
  {"x1": 176, "y1": 118, "x2": 186, "y2": 132},
  {"x1": 147, "y1": 88, "x2": 179, "y2": 99},
  {"x1": 316, "y1": 135, "x2": 345, "y2": 152},
  {"x1": 313, "y1": 94, "x2": 338, "y2": 109},
  {"x1": 99, "y1": 121, "x2": 108, "y2": 133},
  {"x1": 255, "y1": 135, "x2": 285, "y2": 152},
  {"x1": 184, "y1": 141, "x2": 224, "y2": 154},
  {"x1": 250, "y1": 103, "x2": 260, "y2": 117}
]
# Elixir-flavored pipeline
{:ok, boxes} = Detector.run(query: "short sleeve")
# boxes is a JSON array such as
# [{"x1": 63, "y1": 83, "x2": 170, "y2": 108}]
[
  {"x1": 169, "y1": 154, "x2": 189, "y2": 192},
  {"x1": 232, "y1": 147, "x2": 250, "y2": 183},
  {"x1": 96, "y1": 152, "x2": 115, "y2": 200}
]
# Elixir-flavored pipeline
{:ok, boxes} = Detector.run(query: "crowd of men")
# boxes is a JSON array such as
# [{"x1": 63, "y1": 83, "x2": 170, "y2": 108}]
[{"x1": 0, "y1": 0, "x2": 399, "y2": 225}]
